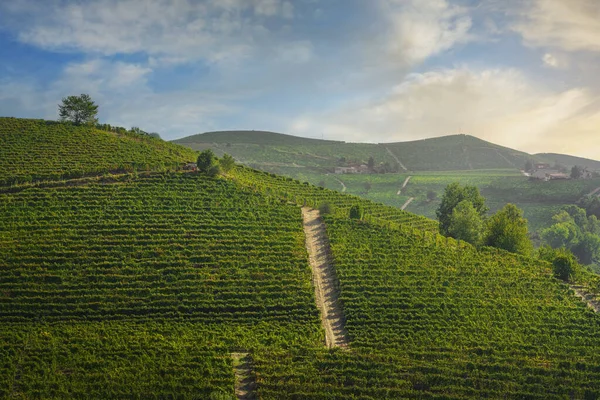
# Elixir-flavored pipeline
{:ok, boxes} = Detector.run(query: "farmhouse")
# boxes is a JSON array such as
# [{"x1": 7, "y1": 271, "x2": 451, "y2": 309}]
[
  {"x1": 334, "y1": 166, "x2": 357, "y2": 174},
  {"x1": 183, "y1": 162, "x2": 197, "y2": 171}
]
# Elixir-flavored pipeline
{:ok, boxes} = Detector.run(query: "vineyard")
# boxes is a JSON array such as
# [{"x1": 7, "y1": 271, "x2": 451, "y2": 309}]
[
  {"x1": 0, "y1": 118, "x2": 197, "y2": 185},
  {"x1": 231, "y1": 166, "x2": 439, "y2": 233},
  {"x1": 3, "y1": 119, "x2": 600, "y2": 398},
  {"x1": 251, "y1": 217, "x2": 600, "y2": 399},
  {"x1": 0, "y1": 173, "x2": 323, "y2": 398}
]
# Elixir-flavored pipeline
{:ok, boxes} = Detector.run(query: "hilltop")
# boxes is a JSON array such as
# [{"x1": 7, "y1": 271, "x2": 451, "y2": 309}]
[
  {"x1": 2, "y1": 118, "x2": 600, "y2": 398},
  {"x1": 174, "y1": 131, "x2": 538, "y2": 172},
  {"x1": 0, "y1": 117, "x2": 197, "y2": 185},
  {"x1": 174, "y1": 129, "x2": 342, "y2": 146}
]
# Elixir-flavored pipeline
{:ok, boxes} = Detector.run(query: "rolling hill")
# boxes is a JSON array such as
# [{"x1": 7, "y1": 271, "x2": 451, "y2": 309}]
[
  {"x1": 536, "y1": 152, "x2": 600, "y2": 171},
  {"x1": 174, "y1": 131, "x2": 541, "y2": 172},
  {"x1": 0, "y1": 117, "x2": 197, "y2": 185},
  {"x1": 2, "y1": 118, "x2": 600, "y2": 398}
]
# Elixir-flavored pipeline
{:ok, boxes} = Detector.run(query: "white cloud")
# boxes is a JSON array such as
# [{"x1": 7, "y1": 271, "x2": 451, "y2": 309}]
[
  {"x1": 287, "y1": 68, "x2": 600, "y2": 158},
  {"x1": 381, "y1": 0, "x2": 473, "y2": 65},
  {"x1": 513, "y1": 0, "x2": 600, "y2": 52},
  {"x1": 542, "y1": 53, "x2": 569, "y2": 69},
  {"x1": 1, "y1": 0, "x2": 295, "y2": 66}
]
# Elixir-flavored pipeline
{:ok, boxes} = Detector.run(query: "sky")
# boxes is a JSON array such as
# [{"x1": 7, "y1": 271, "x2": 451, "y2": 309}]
[{"x1": 1, "y1": 0, "x2": 599, "y2": 158}]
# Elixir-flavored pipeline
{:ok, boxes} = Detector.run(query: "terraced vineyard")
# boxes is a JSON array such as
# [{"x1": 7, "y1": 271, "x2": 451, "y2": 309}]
[
  {"x1": 232, "y1": 166, "x2": 439, "y2": 233},
  {"x1": 0, "y1": 173, "x2": 322, "y2": 398},
  {"x1": 4, "y1": 118, "x2": 600, "y2": 399},
  {"x1": 251, "y1": 217, "x2": 600, "y2": 399},
  {"x1": 0, "y1": 118, "x2": 196, "y2": 185}
]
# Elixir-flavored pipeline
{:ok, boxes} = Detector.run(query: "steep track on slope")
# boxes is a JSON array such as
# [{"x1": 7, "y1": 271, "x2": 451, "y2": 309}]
[{"x1": 302, "y1": 207, "x2": 349, "y2": 348}]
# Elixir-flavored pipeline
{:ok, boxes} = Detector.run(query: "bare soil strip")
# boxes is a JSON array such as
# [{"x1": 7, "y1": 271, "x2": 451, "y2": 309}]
[
  {"x1": 385, "y1": 147, "x2": 408, "y2": 171},
  {"x1": 570, "y1": 285, "x2": 600, "y2": 313},
  {"x1": 231, "y1": 353, "x2": 257, "y2": 400},
  {"x1": 401, "y1": 197, "x2": 414, "y2": 210},
  {"x1": 397, "y1": 176, "x2": 412, "y2": 195},
  {"x1": 301, "y1": 207, "x2": 349, "y2": 348}
]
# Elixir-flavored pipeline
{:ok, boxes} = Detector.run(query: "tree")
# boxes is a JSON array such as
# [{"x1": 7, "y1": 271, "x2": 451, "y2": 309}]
[
  {"x1": 571, "y1": 165, "x2": 584, "y2": 179},
  {"x1": 219, "y1": 153, "x2": 236, "y2": 173},
  {"x1": 447, "y1": 200, "x2": 483, "y2": 245},
  {"x1": 483, "y1": 203, "x2": 533, "y2": 255},
  {"x1": 426, "y1": 190, "x2": 437, "y2": 202},
  {"x1": 367, "y1": 156, "x2": 375, "y2": 170},
  {"x1": 436, "y1": 183, "x2": 488, "y2": 235},
  {"x1": 538, "y1": 246, "x2": 576, "y2": 281},
  {"x1": 349, "y1": 205, "x2": 362, "y2": 220},
  {"x1": 541, "y1": 205, "x2": 600, "y2": 265},
  {"x1": 197, "y1": 149, "x2": 220, "y2": 177},
  {"x1": 524, "y1": 160, "x2": 533, "y2": 172},
  {"x1": 58, "y1": 94, "x2": 99, "y2": 125},
  {"x1": 318, "y1": 202, "x2": 333, "y2": 215}
]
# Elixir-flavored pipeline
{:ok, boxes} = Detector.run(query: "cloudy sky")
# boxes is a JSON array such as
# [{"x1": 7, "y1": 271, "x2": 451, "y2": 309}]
[{"x1": 1, "y1": 0, "x2": 599, "y2": 158}]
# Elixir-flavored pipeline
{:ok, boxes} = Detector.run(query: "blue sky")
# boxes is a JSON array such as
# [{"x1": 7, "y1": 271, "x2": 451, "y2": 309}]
[{"x1": 1, "y1": 0, "x2": 599, "y2": 158}]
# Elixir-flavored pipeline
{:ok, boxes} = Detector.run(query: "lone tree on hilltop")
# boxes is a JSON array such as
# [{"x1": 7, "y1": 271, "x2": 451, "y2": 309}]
[{"x1": 58, "y1": 94, "x2": 99, "y2": 125}]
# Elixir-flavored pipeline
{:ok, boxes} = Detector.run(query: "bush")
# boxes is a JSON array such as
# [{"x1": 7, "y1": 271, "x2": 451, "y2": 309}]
[
  {"x1": 349, "y1": 205, "x2": 362, "y2": 219},
  {"x1": 318, "y1": 202, "x2": 333, "y2": 215},
  {"x1": 539, "y1": 246, "x2": 576, "y2": 282}
]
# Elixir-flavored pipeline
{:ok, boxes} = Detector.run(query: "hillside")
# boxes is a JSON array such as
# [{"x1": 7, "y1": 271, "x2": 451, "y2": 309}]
[
  {"x1": 3, "y1": 121, "x2": 600, "y2": 398},
  {"x1": 174, "y1": 129, "x2": 342, "y2": 146},
  {"x1": 174, "y1": 131, "x2": 539, "y2": 172},
  {"x1": 0, "y1": 117, "x2": 197, "y2": 185},
  {"x1": 537, "y1": 152, "x2": 600, "y2": 171}
]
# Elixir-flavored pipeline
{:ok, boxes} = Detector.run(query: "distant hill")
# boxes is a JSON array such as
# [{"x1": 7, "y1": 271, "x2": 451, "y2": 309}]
[
  {"x1": 175, "y1": 130, "x2": 551, "y2": 171},
  {"x1": 537, "y1": 152, "x2": 600, "y2": 171},
  {"x1": 383, "y1": 134, "x2": 535, "y2": 171},
  {"x1": 0, "y1": 117, "x2": 197, "y2": 185},
  {"x1": 174, "y1": 129, "x2": 342, "y2": 146}
]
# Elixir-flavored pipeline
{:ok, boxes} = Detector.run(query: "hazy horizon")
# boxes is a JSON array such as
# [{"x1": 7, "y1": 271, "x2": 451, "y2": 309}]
[{"x1": 1, "y1": 0, "x2": 599, "y2": 158}]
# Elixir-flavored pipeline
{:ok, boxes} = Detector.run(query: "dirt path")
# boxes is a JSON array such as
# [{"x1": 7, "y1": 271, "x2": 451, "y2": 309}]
[
  {"x1": 332, "y1": 176, "x2": 347, "y2": 192},
  {"x1": 397, "y1": 175, "x2": 412, "y2": 195},
  {"x1": 301, "y1": 207, "x2": 349, "y2": 348},
  {"x1": 231, "y1": 353, "x2": 257, "y2": 400},
  {"x1": 401, "y1": 197, "x2": 414, "y2": 210},
  {"x1": 385, "y1": 147, "x2": 408, "y2": 171},
  {"x1": 570, "y1": 285, "x2": 600, "y2": 313},
  {"x1": 586, "y1": 186, "x2": 600, "y2": 197}
]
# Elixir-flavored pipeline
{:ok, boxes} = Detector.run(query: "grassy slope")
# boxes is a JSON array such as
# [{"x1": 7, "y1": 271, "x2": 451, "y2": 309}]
[{"x1": 0, "y1": 117, "x2": 197, "y2": 185}]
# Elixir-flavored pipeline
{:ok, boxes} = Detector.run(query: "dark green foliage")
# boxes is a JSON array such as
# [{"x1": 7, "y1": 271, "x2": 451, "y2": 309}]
[
  {"x1": 580, "y1": 195, "x2": 600, "y2": 219},
  {"x1": 436, "y1": 182, "x2": 488, "y2": 235},
  {"x1": 58, "y1": 94, "x2": 99, "y2": 125},
  {"x1": 484, "y1": 203, "x2": 533, "y2": 255},
  {"x1": 197, "y1": 150, "x2": 220, "y2": 176},
  {"x1": 367, "y1": 156, "x2": 375, "y2": 170},
  {"x1": 426, "y1": 190, "x2": 437, "y2": 202},
  {"x1": 571, "y1": 165, "x2": 584, "y2": 179},
  {"x1": 349, "y1": 205, "x2": 362, "y2": 219},
  {"x1": 541, "y1": 205, "x2": 600, "y2": 265},
  {"x1": 318, "y1": 201, "x2": 333, "y2": 215},
  {"x1": 219, "y1": 153, "x2": 236, "y2": 173},
  {"x1": 539, "y1": 246, "x2": 577, "y2": 281},
  {"x1": 447, "y1": 200, "x2": 483, "y2": 246}
]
